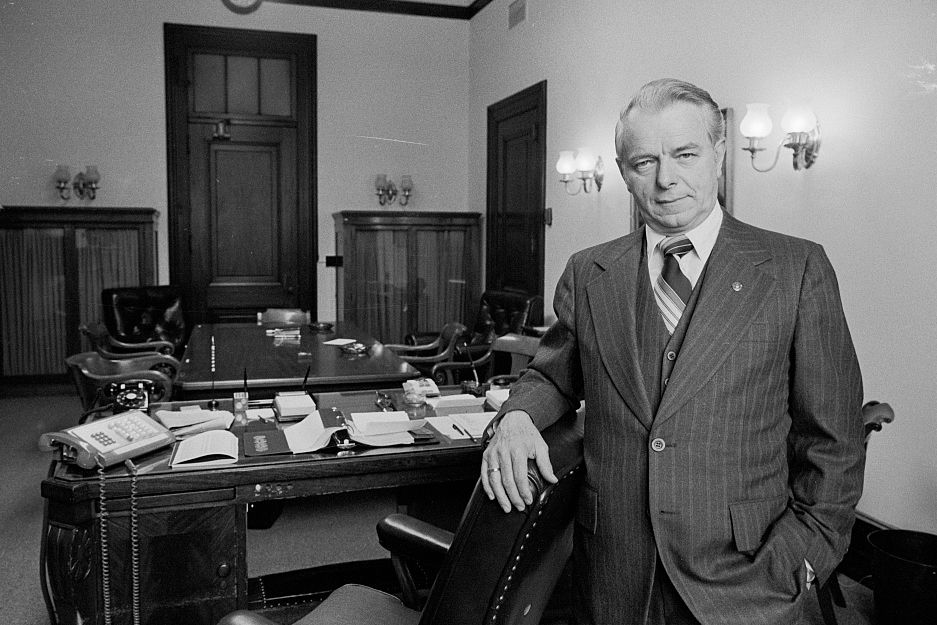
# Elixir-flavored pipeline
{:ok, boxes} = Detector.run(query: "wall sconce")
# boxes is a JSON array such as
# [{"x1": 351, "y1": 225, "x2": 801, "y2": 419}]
[
  {"x1": 375, "y1": 174, "x2": 413, "y2": 206},
  {"x1": 739, "y1": 103, "x2": 821, "y2": 172},
  {"x1": 54, "y1": 165, "x2": 101, "y2": 200},
  {"x1": 556, "y1": 149, "x2": 604, "y2": 194}
]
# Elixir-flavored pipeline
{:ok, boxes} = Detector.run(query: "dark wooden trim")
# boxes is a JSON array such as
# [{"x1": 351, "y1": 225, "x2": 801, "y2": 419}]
[{"x1": 269, "y1": 0, "x2": 496, "y2": 20}]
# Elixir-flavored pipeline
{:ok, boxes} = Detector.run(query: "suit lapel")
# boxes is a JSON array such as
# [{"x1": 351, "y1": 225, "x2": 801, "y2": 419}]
[
  {"x1": 586, "y1": 231, "x2": 655, "y2": 430},
  {"x1": 655, "y1": 215, "x2": 776, "y2": 425}
]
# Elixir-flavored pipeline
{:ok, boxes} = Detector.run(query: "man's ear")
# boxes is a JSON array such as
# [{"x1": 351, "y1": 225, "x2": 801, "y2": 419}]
[{"x1": 714, "y1": 138, "x2": 727, "y2": 177}]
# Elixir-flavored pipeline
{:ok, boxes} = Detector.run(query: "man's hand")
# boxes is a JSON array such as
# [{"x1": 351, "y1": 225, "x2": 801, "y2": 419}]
[{"x1": 481, "y1": 410, "x2": 557, "y2": 512}]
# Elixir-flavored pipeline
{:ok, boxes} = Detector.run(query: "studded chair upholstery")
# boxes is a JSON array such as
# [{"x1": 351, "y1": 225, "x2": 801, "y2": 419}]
[
  {"x1": 217, "y1": 409, "x2": 584, "y2": 625},
  {"x1": 84, "y1": 286, "x2": 188, "y2": 360}
]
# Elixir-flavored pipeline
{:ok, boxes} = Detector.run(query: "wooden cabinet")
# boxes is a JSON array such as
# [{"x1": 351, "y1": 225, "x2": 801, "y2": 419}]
[
  {"x1": 334, "y1": 211, "x2": 481, "y2": 344},
  {"x1": 0, "y1": 206, "x2": 157, "y2": 377}
]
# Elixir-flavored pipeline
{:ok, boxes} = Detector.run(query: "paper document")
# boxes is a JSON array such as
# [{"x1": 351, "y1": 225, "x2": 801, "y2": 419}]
[
  {"x1": 283, "y1": 412, "x2": 346, "y2": 453},
  {"x1": 348, "y1": 411, "x2": 426, "y2": 435},
  {"x1": 155, "y1": 409, "x2": 234, "y2": 438},
  {"x1": 170, "y1": 430, "x2": 239, "y2": 468},
  {"x1": 450, "y1": 412, "x2": 497, "y2": 438},
  {"x1": 323, "y1": 338, "x2": 357, "y2": 346},
  {"x1": 485, "y1": 389, "x2": 510, "y2": 410},
  {"x1": 425, "y1": 416, "x2": 471, "y2": 440}
]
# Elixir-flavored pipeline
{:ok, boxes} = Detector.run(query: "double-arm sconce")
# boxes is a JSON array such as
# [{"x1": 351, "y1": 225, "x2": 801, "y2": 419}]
[
  {"x1": 556, "y1": 149, "x2": 604, "y2": 194},
  {"x1": 375, "y1": 174, "x2": 413, "y2": 206},
  {"x1": 54, "y1": 165, "x2": 101, "y2": 200},
  {"x1": 739, "y1": 103, "x2": 821, "y2": 172}
]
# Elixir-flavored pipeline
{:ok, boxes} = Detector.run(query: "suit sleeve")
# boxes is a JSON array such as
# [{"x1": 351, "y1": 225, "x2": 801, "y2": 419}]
[
  {"x1": 493, "y1": 255, "x2": 585, "y2": 432},
  {"x1": 769, "y1": 244, "x2": 865, "y2": 584}
]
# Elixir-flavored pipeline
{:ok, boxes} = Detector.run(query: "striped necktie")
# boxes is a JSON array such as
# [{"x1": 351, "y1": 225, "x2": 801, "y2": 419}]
[{"x1": 655, "y1": 236, "x2": 694, "y2": 334}]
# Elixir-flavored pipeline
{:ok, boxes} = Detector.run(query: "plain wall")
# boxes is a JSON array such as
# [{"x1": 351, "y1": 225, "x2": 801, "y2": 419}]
[
  {"x1": 0, "y1": 0, "x2": 470, "y2": 322},
  {"x1": 468, "y1": 0, "x2": 937, "y2": 533}
]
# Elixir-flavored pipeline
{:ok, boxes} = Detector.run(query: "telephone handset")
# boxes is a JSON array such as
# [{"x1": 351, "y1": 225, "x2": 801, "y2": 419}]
[{"x1": 39, "y1": 410, "x2": 175, "y2": 469}]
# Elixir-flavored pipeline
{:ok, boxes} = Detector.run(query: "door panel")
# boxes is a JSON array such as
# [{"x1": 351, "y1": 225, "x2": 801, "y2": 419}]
[
  {"x1": 188, "y1": 123, "x2": 298, "y2": 311},
  {"x1": 486, "y1": 81, "x2": 546, "y2": 298}
]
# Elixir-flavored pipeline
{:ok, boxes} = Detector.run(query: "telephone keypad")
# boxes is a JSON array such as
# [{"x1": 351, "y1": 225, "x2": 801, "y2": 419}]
[{"x1": 91, "y1": 432, "x2": 117, "y2": 447}]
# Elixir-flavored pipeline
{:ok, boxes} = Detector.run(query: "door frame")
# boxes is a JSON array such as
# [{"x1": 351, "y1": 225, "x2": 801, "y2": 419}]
[
  {"x1": 485, "y1": 80, "x2": 547, "y2": 299},
  {"x1": 164, "y1": 23, "x2": 318, "y2": 323}
]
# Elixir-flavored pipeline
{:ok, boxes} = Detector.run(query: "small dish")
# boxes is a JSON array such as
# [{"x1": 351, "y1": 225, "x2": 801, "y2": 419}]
[{"x1": 310, "y1": 322, "x2": 334, "y2": 333}]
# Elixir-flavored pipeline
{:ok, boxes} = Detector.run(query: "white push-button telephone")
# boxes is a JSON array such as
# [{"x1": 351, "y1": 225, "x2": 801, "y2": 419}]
[{"x1": 39, "y1": 410, "x2": 175, "y2": 469}]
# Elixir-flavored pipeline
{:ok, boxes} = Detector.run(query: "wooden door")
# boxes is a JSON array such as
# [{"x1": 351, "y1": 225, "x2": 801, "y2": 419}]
[
  {"x1": 165, "y1": 25, "x2": 317, "y2": 324},
  {"x1": 486, "y1": 81, "x2": 546, "y2": 299}
]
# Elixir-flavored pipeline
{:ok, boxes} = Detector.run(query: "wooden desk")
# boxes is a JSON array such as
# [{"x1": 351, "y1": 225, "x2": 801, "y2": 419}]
[
  {"x1": 174, "y1": 322, "x2": 420, "y2": 400},
  {"x1": 40, "y1": 389, "x2": 484, "y2": 625}
]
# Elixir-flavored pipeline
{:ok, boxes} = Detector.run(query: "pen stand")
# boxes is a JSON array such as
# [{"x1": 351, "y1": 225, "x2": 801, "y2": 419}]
[{"x1": 233, "y1": 391, "x2": 249, "y2": 426}]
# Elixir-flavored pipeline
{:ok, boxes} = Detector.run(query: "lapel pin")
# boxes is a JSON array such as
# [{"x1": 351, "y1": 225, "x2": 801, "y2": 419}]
[{"x1": 732, "y1": 281, "x2": 743, "y2": 291}]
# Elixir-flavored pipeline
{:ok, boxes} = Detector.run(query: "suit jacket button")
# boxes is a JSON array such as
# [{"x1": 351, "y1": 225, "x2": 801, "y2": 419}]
[
  {"x1": 666, "y1": 351, "x2": 676, "y2": 361},
  {"x1": 651, "y1": 438, "x2": 666, "y2": 452}
]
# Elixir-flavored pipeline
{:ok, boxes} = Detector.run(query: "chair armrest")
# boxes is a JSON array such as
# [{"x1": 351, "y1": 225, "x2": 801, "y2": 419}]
[
  {"x1": 377, "y1": 513, "x2": 454, "y2": 568},
  {"x1": 384, "y1": 339, "x2": 442, "y2": 354},
  {"x1": 404, "y1": 331, "x2": 441, "y2": 347},
  {"x1": 104, "y1": 334, "x2": 176, "y2": 357},
  {"x1": 217, "y1": 610, "x2": 279, "y2": 625}
]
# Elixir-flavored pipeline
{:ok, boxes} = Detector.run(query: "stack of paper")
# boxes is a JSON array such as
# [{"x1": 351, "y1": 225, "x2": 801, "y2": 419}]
[
  {"x1": 426, "y1": 394, "x2": 486, "y2": 417},
  {"x1": 346, "y1": 411, "x2": 427, "y2": 446},
  {"x1": 274, "y1": 392, "x2": 317, "y2": 422},
  {"x1": 170, "y1": 430, "x2": 239, "y2": 468},
  {"x1": 155, "y1": 408, "x2": 234, "y2": 438},
  {"x1": 485, "y1": 388, "x2": 510, "y2": 410}
]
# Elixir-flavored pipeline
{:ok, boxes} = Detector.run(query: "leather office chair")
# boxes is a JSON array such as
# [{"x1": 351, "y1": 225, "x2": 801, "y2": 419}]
[
  {"x1": 384, "y1": 322, "x2": 469, "y2": 385},
  {"x1": 65, "y1": 351, "x2": 176, "y2": 421},
  {"x1": 257, "y1": 308, "x2": 311, "y2": 325},
  {"x1": 423, "y1": 290, "x2": 543, "y2": 384},
  {"x1": 218, "y1": 409, "x2": 584, "y2": 625},
  {"x1": 485, "y1": 332, "x2": 541, "y2": 387},
  {"x1": 83, "y1": 286, "x2": 188, "y2": 360},
  {"x1": 815, "y1": 400, "x2": 895, "y2": 625}
]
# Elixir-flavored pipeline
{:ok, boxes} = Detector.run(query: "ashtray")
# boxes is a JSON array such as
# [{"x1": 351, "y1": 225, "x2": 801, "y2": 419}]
[
  {"x1": 310, "y1": 322, "x2": 334, "y2": 333},
  {"x1": 341, "y1": 341, "x2": 369, "y2": 355}
]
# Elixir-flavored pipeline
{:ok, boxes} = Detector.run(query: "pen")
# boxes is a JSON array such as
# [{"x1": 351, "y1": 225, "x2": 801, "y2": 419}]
[
  {"x1": 301, "y1": 365, "x2": 311, "y2": 391},
  {"x1": 452, "y1": 422, "x2": 476, "y2": 443}
]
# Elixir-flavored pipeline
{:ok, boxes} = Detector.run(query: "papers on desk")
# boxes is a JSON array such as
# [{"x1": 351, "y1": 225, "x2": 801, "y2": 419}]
[
  {"x1": 154, "y1": 409, "x2": 234, "y2": 438},
  {"x1": 243, "y1": 411, "x2": 345, "y2": 457},
  {"x1": 450, "y1": 412, "x2": 497, "y2": 439},
  {"x1": 485, "y1": 388, "x2": 510, "y2": 411},
  {"x1": 425, "y1": 394, "x2": 486, "y2": 417},
  {"x1": 426, "y1": 416, "x2": 474, "y2": 440},
  {"x1": 170, "y1": 430, "x2": 238, "y2": 468},
  {"x1": 323, "y1": 338, "x2": 357, "y2": 346},
  {"x1": 346, "y1": 411, "x2": 430, "y2": 447}
]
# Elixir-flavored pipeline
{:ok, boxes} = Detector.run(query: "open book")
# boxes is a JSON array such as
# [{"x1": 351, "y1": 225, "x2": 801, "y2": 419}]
[
  {"x1": 169, "y1": 430, "x2": 239, "y2": 469},
  {"x1": 242, "y1": 410, "x2": 346, "y2": 457}
]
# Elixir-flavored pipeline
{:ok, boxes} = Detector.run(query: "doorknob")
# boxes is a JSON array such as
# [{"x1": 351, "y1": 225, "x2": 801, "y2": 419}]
[
  {"x1": 284, "y1": 273, "x2": 294, "y2": 294},
  {"x1": 212, "y1": 119, "x2": 231, "y2": 140}
]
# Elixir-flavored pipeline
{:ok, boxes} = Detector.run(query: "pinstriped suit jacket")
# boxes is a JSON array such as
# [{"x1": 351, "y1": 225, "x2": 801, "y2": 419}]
[{"x1": 498, "y1": 213, "x2": 865, "y2": 625}]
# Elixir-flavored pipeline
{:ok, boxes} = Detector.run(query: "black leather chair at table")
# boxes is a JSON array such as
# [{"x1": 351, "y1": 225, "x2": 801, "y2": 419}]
[
  {"x1": 82, "y1": 285, "x2": 188, "y2": 360},
  {"x1": 384, "y1": 322, "x2": 469, "y2": 385},
  {"x1": 65, "y1": 351, "x2": 176, "y2": 422},
  {"x1": 815, "y1": 400, "x2": 895, "y2": 625},
  {"x1": 485, "y1": 332, "x2": 542, "y2": 387},
  {"x1": 419, "y1": 289, "x2": 543, "y2": 385},
  {"x1": 218, "y1": 408, "x2": 584, "y2": 625}
]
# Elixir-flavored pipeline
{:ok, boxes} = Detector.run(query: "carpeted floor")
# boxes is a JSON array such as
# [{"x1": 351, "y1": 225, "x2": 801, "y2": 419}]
[{"x1": 0, "y1": 382, "x2": 876, "y2": 624}]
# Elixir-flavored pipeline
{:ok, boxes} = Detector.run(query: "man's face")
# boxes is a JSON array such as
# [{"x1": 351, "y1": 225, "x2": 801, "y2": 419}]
[{"x1": 616, "y1": 102, "x2": 726, "y2": 235}]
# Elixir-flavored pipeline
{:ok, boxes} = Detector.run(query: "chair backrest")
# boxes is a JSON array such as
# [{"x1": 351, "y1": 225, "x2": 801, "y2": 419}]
[
  {"x1": 469, "y1": 290, "x2": 544, "y2": 346},
  {"x1": 257, "y1": 308, "x2": 311, "y2": 325},
  {"x1": 418, "y1": 410, "x2": 583, "y2": 625},
  {"x1": 65, "y1": 351, "x2": 174, "y2": 414},
  {"x1": 101, "y1": 286, "x2": 188, "y2": 357},
  {"x1": 489, "y1": 333, "x2": 541, "y2": 381}
]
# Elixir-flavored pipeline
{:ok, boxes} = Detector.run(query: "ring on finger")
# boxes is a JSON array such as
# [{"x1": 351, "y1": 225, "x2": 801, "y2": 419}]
[{"x1": 488, "y1": 467, "x2": 501, "y2": 474}]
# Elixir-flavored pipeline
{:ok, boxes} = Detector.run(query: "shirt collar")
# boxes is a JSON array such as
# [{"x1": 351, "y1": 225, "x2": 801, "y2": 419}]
[{"x1": 645, "y1": 203, "x2": 723, "y2": 262}]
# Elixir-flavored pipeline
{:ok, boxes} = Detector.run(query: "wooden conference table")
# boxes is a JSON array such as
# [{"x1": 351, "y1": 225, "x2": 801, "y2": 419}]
[
  {"x1": 174, "y1": 321, "x2": 420, "y2": 400},
  {"x1": 40, "y1": 388, "x2": 488, "y2": 625}
]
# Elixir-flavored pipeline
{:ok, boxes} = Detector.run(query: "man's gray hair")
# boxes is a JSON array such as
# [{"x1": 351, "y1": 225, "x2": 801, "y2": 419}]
[{"x1": 614, "y1": 78, "x2": 725, "y2": 158}]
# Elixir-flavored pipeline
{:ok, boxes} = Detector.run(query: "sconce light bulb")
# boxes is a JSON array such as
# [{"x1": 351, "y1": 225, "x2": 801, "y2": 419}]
[
  {"x1": 780, "y1": 104, "x2": 817, "y2": 134},
  {"x1": 556, "y1": 151, "x2": 577, "y2": 175},
  {"x1": 574, "y1": 148, "x2": 596, "y2": 173},
  {"x1": 84, "y1": 166, "x2": 100, "y2": 185},
  {"x1": 54, "y1": 165, "x2": 71, "y2": 184},
  {"x1": 375, "y1": 174, "x2": 388, "y2": 191},
  {"x1": 739, "y1": 103, "x2": 773, "y2": 139}
]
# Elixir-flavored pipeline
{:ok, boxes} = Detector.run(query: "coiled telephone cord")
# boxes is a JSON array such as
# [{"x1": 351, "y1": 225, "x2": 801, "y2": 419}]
[
  {"x1": 97, "y1": 466, "x2": 112, "y2": 625},
  {"x1": 97, "y1": 460, "x2": 141, "y2": 625}
]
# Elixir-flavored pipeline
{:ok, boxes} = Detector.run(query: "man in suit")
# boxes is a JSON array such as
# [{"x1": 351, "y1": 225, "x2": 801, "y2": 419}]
[{"x1": 480, "y1": 78, "x2": 865, "y2": 624}]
